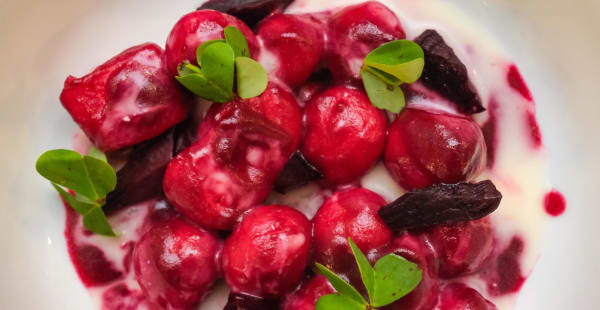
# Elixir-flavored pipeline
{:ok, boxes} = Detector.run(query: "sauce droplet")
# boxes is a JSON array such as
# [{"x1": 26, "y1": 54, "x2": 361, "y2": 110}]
[{"x1": 544, "y1": 190, "x2": 566, "y2": 217}]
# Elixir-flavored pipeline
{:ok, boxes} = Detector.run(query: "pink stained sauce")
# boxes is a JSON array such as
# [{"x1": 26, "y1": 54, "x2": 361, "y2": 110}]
[
  {"x1": 64, "y1": 203, "x2": 122, "y2": 287},
  {"x1": 101, "y1": 284, "x2": 146, "y2": 310},
  {"x1": 544, "y1": 190, "x2": 567, "y2": 216},
  {"x1": 477, "y1": 236, "x2": 526, "y2": 297},
  {"x1": 481, "y1": 98, "x2": 499, "y2": 168},
  {"x1": 491, "y1": 237, "x2": 526, "y2": 295},
  {"x1": 63, "y1": 197, "x2": 164, "y2": 309},
  {"x1": 526, "y1": 111, "x2": 543, "y2": 148},
  {"x1": 507, "y1": 64, "x2": 533, "y2": 101}
]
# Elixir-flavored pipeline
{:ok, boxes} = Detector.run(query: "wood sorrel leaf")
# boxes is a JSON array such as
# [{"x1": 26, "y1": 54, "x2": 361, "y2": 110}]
[
  {"x1": 196, "y1": 39, "x2": 226, "y2": 66},
  {"x1": 224, "y1": 26, "x2": 250, "y2": 58},
  {"x1": 54, "y1": 184, "x2": 117, "y2": 236},
  {"x1": 364, "y1": 40, "x2": 425, "y2": 83},
  {"x1": 201, "y1": 42, "x2": 235, "y2": 95},
  {"x1": 361, "y1": 69, "x2": 406, "y2": 113},
  {"x1": 178, "y1": 62, "x2": 202, "y2": 76},
  {"x1": 86, "y1": 146, "x2": 107, "y2": 162},
  {"x1": 235, "y1": 56, "x2": 268, "y2": 99},
  {"x1": 37, "y1": 149, "x2": 99, "y2": 200},
  {"x1": 363, "y1": 65, "x2": 401, "y2": 85},
  {"x1": 83, "y1": 155, "x2": 116, "y2": 199},
  {"x1": 348, "y1": 238, "x2": 375, "y2": 302},
  {"x1": 176, "y1": 73, "x2": 233, "y2": 103},
  {"x1": 315, "y1": 263, "x2": 368, "y2": 306},
  {"x1": 82, "y1": 207, "x2": 117, "y2": 237},
  {"x1": 52, "y1": 184, "x2": 95, "y2": 215},
  {"x1": 315, "y1": 294, "x2": 367, "y2": 310},
  {"x1": 371, "y1": 254, "x2": 422, "y2": 307},
  {"x1": 38, "y1": 149, "x2": 118, "y2": 236}
]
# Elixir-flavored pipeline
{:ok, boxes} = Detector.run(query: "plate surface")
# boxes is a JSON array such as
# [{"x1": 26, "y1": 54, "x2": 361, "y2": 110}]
[{"x1": 0, "y1": 0, "x2": 598, "y2": 309}]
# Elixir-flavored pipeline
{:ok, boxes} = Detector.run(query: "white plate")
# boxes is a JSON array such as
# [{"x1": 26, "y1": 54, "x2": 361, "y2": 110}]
[{"x1": 0, "y1": 0, "x2": 598, "y2": 309}]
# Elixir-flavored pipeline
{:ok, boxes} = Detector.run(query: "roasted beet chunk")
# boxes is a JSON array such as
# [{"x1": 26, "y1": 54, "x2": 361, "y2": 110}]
[
  {"x1": 378, "y1": 180, "x2": 502, "y2": 231},
  {"x1": 104, "y1": 129, "x2": 174, "y2": 214},
  {"x1": 222, "y1": 205, "x2": 311, "y2": 297},
  {"x1": 199, "y1": 0, "x2": 294, "y2": 28},
  {"x1": 163, "y1": 83, "x2": 301, "y2": 230},
  {"x1": 312, "y1": 188, "x2": 392, "y2": 289},
  {"x1": 281, "y1": 275, "x2": 335, "y2": 310},
  {"x1": 223, "y1": 293, "x2": 279, "y2": 310},
  {"x1": 257, "y1": 13, "x2": 326, "y2": 88},
  {"x1": 165, "y1": 10, "x2": 259, "y2": 75},
  {"x1": 414, "y1": 30, "x2": 484, "y2": 114},
  {"x1": 384, "y1": 108, "x2": 486, "y2": 190},
  {"x1": 60, "y1": 43, "x2": 189, "y2": 152},
  {"x1": 133, "y1": 217, "x2": 222, "y2": 309},
  {"x1": 301, "y1": 86, "x2": 387, "y2": 185},
  {"x1": 328, "y1": 1, "x2": 406, "y2": 82},
  {"x1": 274, "y1": 151, "x2": 323, "y2": 193},
  {"x1": 427, "y1": 218, "x2": 494, "y2": 278}
]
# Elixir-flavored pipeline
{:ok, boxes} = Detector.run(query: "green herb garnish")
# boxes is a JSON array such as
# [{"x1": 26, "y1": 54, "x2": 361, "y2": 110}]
[
  {"x1": 235, "y1": 56, "x2": 269, "y2": 99},
  {"x1": 36, "y1": 147, "x2": 118, "y2": 236},
  {"x1": 315, "y1": 238, "x2": 422, "y2": 310},
  {"x1": 177, "y1": 26, "x2": 268, "y2": 102},
  {"x1": 224, "y1": 26, "x2": 251, "y2": 58},
  {"x1": 361, "y1": 40, "x2": 425, "y2": 114}
]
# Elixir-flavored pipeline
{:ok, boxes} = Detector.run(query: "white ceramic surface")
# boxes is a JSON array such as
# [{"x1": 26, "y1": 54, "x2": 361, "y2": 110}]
[{"x1": 0, "y1": 0, "x2": 598, "y2": 309}]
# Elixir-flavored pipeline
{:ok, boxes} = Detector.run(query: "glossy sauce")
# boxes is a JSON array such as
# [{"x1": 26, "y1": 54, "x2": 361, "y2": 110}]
[{"x1": 64, "y1": 1, "x2": 554, "y2": 309}]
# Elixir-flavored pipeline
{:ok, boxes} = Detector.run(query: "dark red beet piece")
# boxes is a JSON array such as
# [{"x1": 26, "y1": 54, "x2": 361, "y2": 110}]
[
  {"x1": 224, "y1": 293, "x2": 279, "y2": 310},
  {"x1": 414, "y1": 30, "x2": 484, "y2": 114},
  {"x1": 296, "y1": 70, "x2": 333, "y2": 104},
  {"x1": 173, "y1": 117, "x2": 201, "y2": 156},
  {"x1": 378, "y1": 181, "x2": 502, "y2": 231},
  {"x1": 104, "y1": 129, "x2": 174, "y2": 215},
  {"x1": 199, "y1": 0, "x2": 294, "y2": 28},
  {"x1": 274, "y1": 151, "x2": 323, "y2": 193}
]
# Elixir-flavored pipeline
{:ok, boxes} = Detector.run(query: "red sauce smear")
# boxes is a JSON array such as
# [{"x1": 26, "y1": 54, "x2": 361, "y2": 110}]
[
  {"x1": 525, "y1": 111, "x2": 543, "y2": 148},
  {"x1": 507, "y1": 64, "x2": 533, "y2": 101},
  {"x1": 485, "y1": 236, "x2": 526, "y2": 296},
  {"x1": 544, "y1": 190, "x2": 567, "y2": 216},
  {"x1": 102, "y1": 284, "x2": 145, "y2": 310},
  {"x1": 64, "y1": 201, "x2": 123, "y2": 287}
]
